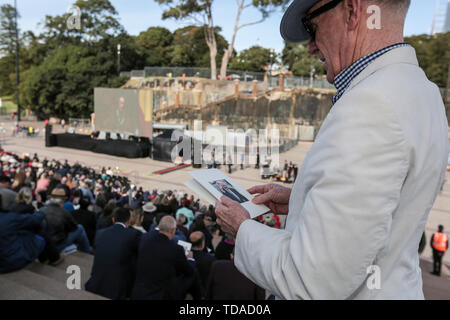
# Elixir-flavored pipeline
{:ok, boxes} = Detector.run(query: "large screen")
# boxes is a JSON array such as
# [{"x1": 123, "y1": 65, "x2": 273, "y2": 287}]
[{"x1": 94, "y1": 88, "x2": 153, "y2": 138}]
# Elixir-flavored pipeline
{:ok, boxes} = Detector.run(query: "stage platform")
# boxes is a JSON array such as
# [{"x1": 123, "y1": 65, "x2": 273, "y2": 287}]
[{"x1": 47, "y1": 133, "x2": 151, "y2": 159}]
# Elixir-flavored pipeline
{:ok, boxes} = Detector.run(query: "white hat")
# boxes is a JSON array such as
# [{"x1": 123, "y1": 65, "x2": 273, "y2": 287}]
[{"x1": 143, "y1": 202, "x2": 157, "y2": 213}]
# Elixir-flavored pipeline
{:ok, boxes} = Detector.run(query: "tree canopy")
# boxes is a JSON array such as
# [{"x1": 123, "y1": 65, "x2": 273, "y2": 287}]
[
  {"x1": 0, "y1": 0, "x2": 447, "y2": 119},
  {"x1": 229, "y1": 45, "x2": 275, "y2": 72}
]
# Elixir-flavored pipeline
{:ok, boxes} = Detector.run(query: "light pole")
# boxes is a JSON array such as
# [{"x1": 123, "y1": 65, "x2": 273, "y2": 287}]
[
  {"x1": 117, "y1": 44, "x2": 121, "y2": 76},
  {"x1": 14, "y1": 0, "x2": 20, "y2": 122},
  {"x1": 269, "y1": 50, "x2": 274, "y2": 77}
]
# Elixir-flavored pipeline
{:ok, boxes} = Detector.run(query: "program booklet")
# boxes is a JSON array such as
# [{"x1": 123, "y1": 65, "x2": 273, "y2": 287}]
[{"x1": 184, "y1": 169, "x2": 270, "y2": 218}]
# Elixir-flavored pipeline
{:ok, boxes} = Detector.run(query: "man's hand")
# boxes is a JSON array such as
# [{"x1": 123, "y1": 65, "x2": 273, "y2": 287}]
[
  {"x1": 248, "y1": 183, "x2": 291, "y2": 215},
  {"x1": 215, "y1": 196, "x2": 250, "y2": 238}
]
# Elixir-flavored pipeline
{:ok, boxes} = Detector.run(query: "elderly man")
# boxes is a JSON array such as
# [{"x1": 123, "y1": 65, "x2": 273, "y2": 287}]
[
  {"x1": 132, "y1": 215, "x2": 201, "y2": 300},
  {"x1": 215, "y1": 0, "x2": 448, "y2": 299}
]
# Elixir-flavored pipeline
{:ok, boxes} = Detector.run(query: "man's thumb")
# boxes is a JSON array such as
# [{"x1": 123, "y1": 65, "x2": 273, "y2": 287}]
[{"x1": 252, "y1": 193, "x2": 270, "y2": 204}]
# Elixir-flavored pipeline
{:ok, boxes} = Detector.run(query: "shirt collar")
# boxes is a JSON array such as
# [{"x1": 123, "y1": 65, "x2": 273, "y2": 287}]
[
  {"x1": 115, "y1": 222, "x2": 127, "y2": 228},
  {"x1": 332, "y1": 43, "x2": 411, "y2": 105}
]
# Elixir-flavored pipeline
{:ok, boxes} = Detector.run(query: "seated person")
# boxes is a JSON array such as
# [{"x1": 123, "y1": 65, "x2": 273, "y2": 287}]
[
  {"x1": 71, "y1": 191, "x2": 97, "y2": 246},
  {"x1": 132, "y1": 216, "x2": 201, "y2": 300},
  {"x1": 0, "y1": 208, "x2": 62, "y2": 273},
  {"x1": 206, "y1": 249, "x2": 265, "y2": 300},
  {"x1": 85, "y1": 207, "x2": 142, "y2": 300},
  {"x1": 42, "y1": 187, "x2": 91, "y2": 253},
  {"x1": 189, "y1": 231, "x2": 216, "y2": 295}
]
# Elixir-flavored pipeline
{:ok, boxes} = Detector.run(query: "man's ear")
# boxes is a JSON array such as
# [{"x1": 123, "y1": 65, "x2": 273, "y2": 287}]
[{"x1": 345, "y1": 0, "x2": 362, "y2": 31}]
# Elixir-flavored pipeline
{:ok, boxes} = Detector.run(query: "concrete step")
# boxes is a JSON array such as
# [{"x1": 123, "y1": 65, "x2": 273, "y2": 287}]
[
  {"x1": 0, "y1": 276, "x2": 57, "y2": 300},
  {"x1": 1, "y1": 269, "x2": 106, "y2": 300},
  {"x1": 53, "y1": 252, "x2": 94, "y2": 287},
  {"x1": 72, "y1": 251, "x2": 94, "y2": 265},
  {"x1": 25, "y1": 261, "x2": 70, "y2": 284}
]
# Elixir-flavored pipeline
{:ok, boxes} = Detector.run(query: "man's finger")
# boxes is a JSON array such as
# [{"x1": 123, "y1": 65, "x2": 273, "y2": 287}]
[
  {"x1": 215, "y1": 203, "x2": 226, "y2": 217},
  {"x1": 252, "y1": 191, "x2": 273, "y2": 204},
  {"x1": 247, "y1": 185, "x2": 267, "y2": 194},
  {"x1": 221, "y1": 195, "x2": 238, "y2": 207}
]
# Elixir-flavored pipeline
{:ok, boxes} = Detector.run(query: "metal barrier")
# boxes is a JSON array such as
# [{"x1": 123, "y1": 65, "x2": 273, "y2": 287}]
[
  {"x1": 122, "y1": 67, "x2": 336, "y2": 90},
  {"x1": 68, "y1": 118, "x2": 92, "y2": 135}
]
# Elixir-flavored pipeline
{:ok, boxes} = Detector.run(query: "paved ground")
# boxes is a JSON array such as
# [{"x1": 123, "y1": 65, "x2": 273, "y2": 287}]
[{"x1": 2, "y1": 119, "x2": 449, "y2": 298}]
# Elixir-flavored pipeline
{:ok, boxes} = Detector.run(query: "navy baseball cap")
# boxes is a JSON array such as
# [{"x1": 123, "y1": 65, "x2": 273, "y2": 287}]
[{"x1": 280, "y1": 0, "x2": 321, "y2": 42}]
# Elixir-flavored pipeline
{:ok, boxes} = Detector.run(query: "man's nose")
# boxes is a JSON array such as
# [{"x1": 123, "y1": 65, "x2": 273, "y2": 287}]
[{"x1": 308, "y1": 40, "x2": 319, "y2": 56}]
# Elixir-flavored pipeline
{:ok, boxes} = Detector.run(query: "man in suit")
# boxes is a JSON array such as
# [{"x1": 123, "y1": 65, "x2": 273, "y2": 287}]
[
  {"x1": 215, "y1": 0, "x2": 449, "y2": 299},
  {"x1": 206, "y1": 249, "x2": 265, "y2": 300},
  {"x1": 132, "y1": 215, "x2": 201, "y2": 300},
  {"x1": 189, "y1": 231, "x2": 216, "y2": 293},
  {"x1": 85, "y1": 207, "x2": 142, "y2": 300},
  {"x1": 216, "y1": 182, "x2": 247, "y2": 203}
]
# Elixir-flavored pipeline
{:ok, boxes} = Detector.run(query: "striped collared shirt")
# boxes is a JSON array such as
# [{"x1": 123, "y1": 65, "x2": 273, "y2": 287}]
[{"x1": 332, "y1": 43, "x2": 411, "y2": 105}]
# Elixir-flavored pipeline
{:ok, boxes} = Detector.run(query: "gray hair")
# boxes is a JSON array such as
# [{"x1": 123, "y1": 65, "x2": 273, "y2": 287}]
[
  {"x1": 16, "y1": 187, "x2": 33, "y2": 205},
  {"x1": 158, "y1": 215, "x2": 177, "y2": 233}
]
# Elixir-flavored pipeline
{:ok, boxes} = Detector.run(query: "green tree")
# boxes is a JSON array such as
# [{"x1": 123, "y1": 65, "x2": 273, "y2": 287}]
[
  {"x1": 0, "y1": 4, "x2": 18, "y2": 56},
  {"x1": 282, "y1": 42, "x2": 324, "y2": 77},
  {"x1": 22, "y1": 44, "x2": 128, "y2": 119},
  {"x1": 154, "y1": 0, "x2": 289, "y2": 80},
  {"x1": 40, "y1": 0, "x2": 124, "y2": 50},
  {"x1": 406, "y1": 32, "x2": 450, "y2": 88},
  {"x1": 155, "y1": 0, "x2": 218, "y2": 79},
  {"x1": 219, "y1": 0, "x2": 290, "y2": 80},
  {"x1": 21, "y1": 0, "x2": 132, "y2": 118},
  {"x1": 0, "y1": 4, "x2": 19, "y2": 97},
  {"x1": 136, "y1": 27, "x2": 174, "y2": 66},
  {"x1": 229, "y1": 45, "x2": 274, "y2": 72},
  {"x1": 169, "y1": 25, "x2": 229, "y2": 68}
]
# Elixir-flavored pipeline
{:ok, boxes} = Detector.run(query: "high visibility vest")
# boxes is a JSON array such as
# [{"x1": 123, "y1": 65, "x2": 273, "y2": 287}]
[{"x1": 432, "y1": 232, "x2": 448, "y2": 252}]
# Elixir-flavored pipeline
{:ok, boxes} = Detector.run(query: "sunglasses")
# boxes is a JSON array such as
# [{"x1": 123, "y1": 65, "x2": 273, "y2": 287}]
[{"x1": 302, "y1": 0, "x2": 343, "y2": 42}]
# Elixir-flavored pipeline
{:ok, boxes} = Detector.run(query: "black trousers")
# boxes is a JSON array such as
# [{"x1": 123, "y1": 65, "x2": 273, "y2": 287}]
[
  {"x1": 432, "y1": 249, "x2": 445, "y2": 275},
  {"x1": 37, "y1": 219, "x2": 60, "y2": 263}
]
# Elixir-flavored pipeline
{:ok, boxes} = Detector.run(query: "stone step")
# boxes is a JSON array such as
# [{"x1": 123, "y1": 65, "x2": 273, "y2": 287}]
[
  {"x1": 72, "y1": 251, "x2": 94, "y2": 264},
  {"x1": 25, "y1": 261, "x2": 70, "y2": 284},
  {"x1": 53, "y1": 252, "x2": 94, "y2": 287},
  {"x1": 1, "y1": 269, "x2": 106, "y2": 300},
  {"x1": 0, "y1": 277, "x2": 57, "y2": 300}
]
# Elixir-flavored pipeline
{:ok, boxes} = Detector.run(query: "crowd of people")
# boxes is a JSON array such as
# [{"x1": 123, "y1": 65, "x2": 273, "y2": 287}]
[{"x1": 0, "y1": 150, "x2": 280, "y2": 300}]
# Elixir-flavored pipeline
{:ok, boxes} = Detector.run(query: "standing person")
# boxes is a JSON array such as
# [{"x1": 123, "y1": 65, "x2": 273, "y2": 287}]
[
  {"x1": 282, "y1": 160, "x2": 288, "y2": 181},
  {"x1": 430, "y1": 225, "x2": 448, "y2": 276},
  {"x1": 255, "y1": 151, "x2": 260, "y2": 169},
  {"x1": 288, "y1": 161, "x2": 293, "y2": 182},
  {"x1": 215, "y1": 0, "x2": 448, "y2": 299},
  {"x1": 293, "y1": 164, "x2": 298, "y2": 182},
  {"x1": 85, "y1": 207, "x2": 141, "y2": 299},
  {"x1": 61, "y1": 119, "x2": 65, "y2": 130}
]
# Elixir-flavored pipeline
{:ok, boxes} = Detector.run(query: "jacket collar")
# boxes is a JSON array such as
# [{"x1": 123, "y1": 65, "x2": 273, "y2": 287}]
[{"x1": 346, "y1": 46, "x2": 419, "y2": 93}]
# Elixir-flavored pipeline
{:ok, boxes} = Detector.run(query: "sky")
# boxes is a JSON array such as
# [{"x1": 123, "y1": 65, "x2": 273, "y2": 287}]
[{"x1": 2, "y1": 0, "x2": 439, "y2": 54}]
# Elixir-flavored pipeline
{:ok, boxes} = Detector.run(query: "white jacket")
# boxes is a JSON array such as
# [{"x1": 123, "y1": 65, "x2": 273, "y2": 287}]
[{"x1": 235, "y1": 46, "x2": 449, "y2": 299}]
